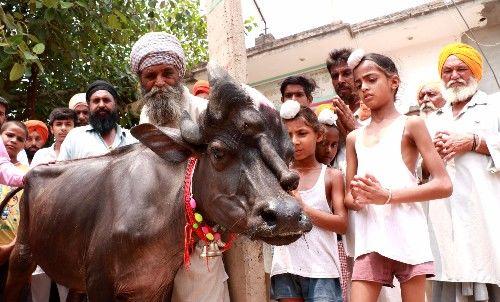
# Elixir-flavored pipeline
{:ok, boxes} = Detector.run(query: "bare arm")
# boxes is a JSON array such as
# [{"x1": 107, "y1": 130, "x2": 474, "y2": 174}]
[
  {"x1": 344, "y1": 131, "x2": 362, "y2": 210},
  {"x1": 392, "y1": 117, "x2": 452, "y2": 202},
  {"x1": 353, "y1": 117, "x2": 452, "y2": 204},
  {"x1": 295, "y1": 169, "x2": 347, "y2": 234}
]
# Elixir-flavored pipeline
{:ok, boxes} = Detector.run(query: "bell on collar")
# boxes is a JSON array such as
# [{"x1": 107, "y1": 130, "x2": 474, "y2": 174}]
[{"x1": 200, "y1": 241, "x2": 223, "y2": 258}]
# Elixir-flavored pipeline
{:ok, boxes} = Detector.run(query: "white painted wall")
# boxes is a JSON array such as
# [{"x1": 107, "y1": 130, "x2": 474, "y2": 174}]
[
  {"x1": 253, "y1": 36, "x2": 455, "y2": 113},
  {"x1": 252, "y1": 26, "x2": 500, "y2": 114},
  {"x1": 463, "y1": 23, "x2": 500, "y2": 94}
]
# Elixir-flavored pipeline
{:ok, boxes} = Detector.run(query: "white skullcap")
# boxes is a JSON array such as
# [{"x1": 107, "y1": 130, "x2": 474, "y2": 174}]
[
  {"x1": 347, "y1": 48, "x2": 365, "y2": 70},
  {"x1": 280, "y1": 100, "x2": 301, "y2": 120},
  {"x1": 68, "y1": 93, "x2": 87, "y2": 110},
  {"x1": 317, "y1": 108, "x2": 338, "y2": 126},
  {"x1": 130, "y1": 32, "x2": 186, "y2": 77}
]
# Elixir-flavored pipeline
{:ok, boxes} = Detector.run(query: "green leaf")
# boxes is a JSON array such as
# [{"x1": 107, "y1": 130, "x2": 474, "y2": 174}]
[
  {"x1": 13, "y1": 12, "x2": 24, "y2": 20},
  {"x1": 113, "y1": 9, "x2": 128, "y2": 24},
  {"x1": 44, "y1": 8, "x2": 56, "y2": 21},
  {"x1": 9, "y1": 63, "x2": 25, "y2": 81},
  {"x1": 42, "y1": 0, "x2": 59, "y2": 8},
  {"x1": 107, "y1": 14, "x2": 121, "y2": 29},
  {"x1": 24, "y1": 51, "x2": 38, "y2": 60},
  {"x1": 3, "y1": 13, "x2": 17, "y2": 30},
  {"x1": 0, "y1": 42, "x2": 10, "y2": 47},
  {"x1": 32, "y1": 43, "x2": 45, "y2": 54},
  {"x1": 26, "y1": 34, "x2": 40, "y2": 44},
  {"x1": 75, "y1": 1, "x2": 88, "y2": 8},
  {"x1": 3, "y1": 47, "x2": 18, "y2": 55},
  {"x1": 8, "y1": 35, "x2": 24, "y2": 46},
  {"x1": 0, "y1": 56, "x2": 12, "y2": 69},
  {"x1": 59, "y1": 1, "x2": 74, "y2": 9}
]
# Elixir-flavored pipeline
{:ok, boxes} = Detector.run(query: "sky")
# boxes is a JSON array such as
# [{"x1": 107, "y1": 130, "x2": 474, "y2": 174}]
[{"x1": 240, "y1": 0, "x2": 434, "y2": 47}]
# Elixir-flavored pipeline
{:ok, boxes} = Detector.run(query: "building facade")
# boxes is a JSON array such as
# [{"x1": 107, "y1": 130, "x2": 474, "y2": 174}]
[{"x1": 188, "y1": 0, "x2": 500, "y2": 112}]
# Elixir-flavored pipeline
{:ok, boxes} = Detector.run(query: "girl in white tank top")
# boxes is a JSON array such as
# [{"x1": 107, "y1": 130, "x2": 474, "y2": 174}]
[
  {"x1": 345, "y1": 52, "x2": 452, "y2": 302},
  {"x1": 271, "y1": 100, "x2": 347, "y2": 302}
]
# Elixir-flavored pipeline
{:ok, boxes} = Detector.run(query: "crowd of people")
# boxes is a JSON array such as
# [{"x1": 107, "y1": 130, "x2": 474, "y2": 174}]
[{"x1": 0, "y1": 30, "x2": 498, "y2": 302}]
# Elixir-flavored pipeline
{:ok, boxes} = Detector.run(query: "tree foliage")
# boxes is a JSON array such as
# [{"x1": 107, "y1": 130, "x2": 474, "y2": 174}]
[{"x1": 0, "y1": 0, "x2": 208, "y2": 126}]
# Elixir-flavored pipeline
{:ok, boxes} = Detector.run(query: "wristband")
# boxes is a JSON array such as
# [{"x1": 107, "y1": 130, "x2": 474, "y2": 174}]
[{"x1": 384, "y1": 188, "x2": 392, "y2": 205}]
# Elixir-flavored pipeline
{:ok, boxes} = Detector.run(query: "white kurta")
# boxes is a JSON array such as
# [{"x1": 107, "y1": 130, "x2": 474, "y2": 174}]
[{"x1": 425, "y1": 90, "x2": 500, "y2": 286}]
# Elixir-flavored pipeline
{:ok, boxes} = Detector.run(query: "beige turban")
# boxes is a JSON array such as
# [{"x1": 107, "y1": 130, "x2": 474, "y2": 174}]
[
  {"x1": 130, "y1": 32, "x2": 186, "y2": 77},
  {"x1": 68, "y1": 93, "x2": 87, "y2": 110}
]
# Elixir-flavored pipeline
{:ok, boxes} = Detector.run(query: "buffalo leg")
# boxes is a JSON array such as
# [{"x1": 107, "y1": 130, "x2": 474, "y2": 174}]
[
  {"x1": 86, "y1": 283, "x2": 114, "y2": 301},
  {"x1": 4, "y1": 243, "x2": 36, "y2": 301},
  {"x1": 85, "y1": 262, "x2": 114, "y2": 301}
]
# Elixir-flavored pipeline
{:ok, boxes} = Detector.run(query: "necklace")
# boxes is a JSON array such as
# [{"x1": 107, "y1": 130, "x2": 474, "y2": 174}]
[{"x1": 183, "y1": 157, "x2": 235, "y2": 269}]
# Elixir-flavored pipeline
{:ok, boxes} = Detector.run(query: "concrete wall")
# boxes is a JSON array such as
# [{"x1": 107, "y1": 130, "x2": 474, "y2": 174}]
[
  {"x1": 189, "y1": 0, "x2": 500, "y2": 112},
  {"x1": 250, "y1": 22, "x2": 500, "y2": 114},
  {"x1": 251, "y1": 35, "x2": 459, "y2": 113},
  {"x1": 463, "y1": 23, "x2": 500, "y2": 94}
]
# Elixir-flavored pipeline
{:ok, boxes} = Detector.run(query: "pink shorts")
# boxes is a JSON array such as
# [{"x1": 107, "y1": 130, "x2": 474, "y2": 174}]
[{"x1": 352, "y1": 252, "x2": 434, "y2": 287}]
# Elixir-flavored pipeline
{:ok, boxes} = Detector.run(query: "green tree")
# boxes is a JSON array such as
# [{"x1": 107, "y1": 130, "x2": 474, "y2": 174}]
[{"x1": 0, "y1": 0, "x2": 208, "y2": 126}]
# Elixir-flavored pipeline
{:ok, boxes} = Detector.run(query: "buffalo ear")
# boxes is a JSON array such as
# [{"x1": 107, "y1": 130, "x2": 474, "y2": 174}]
[{"x1": 131, "y1": 123, "x2": 197, "y2": 163}]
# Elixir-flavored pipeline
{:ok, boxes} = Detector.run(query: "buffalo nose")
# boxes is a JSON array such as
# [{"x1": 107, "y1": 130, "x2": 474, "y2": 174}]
[
  {"x1": 280, "y1": 170, "x2": 300, "y2": 192},
  {"x1": 260, "y1": 198, "x2": 312, "y2": 233}
]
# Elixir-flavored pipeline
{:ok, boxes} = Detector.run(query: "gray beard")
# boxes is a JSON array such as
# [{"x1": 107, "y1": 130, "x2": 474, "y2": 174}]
[
  {"x1": 419, "y1": 101, "x2": 438, "y2": 114},
  {"x1": 444, "y1": 78, "x2": 478, "y2": 104},
  {"x1": 141, "y1": 84, "x2": 185, "y2": 127}
]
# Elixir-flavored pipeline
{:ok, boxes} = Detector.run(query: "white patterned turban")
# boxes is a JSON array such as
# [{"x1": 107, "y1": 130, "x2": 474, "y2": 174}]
[{"x1": 130, "y1": 32, "x2": 186, "y2": 77}]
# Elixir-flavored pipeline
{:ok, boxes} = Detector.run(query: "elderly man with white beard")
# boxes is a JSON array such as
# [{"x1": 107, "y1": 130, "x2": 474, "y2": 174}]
[
  {"x1": 129, "y1": 32, "x2": 229, "y2": 302},
  {"x1": 425, "y1": 42, "x2": 500, "y2": 302},
  {"x1": 416, "y1": 80, "x2": 447, "y2": 118},
  {"x1": 130, "y1": 32, "x2": 206, "y2": 128}
]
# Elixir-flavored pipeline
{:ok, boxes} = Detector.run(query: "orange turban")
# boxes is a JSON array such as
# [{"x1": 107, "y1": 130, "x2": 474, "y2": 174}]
[
  {"x1": 438, "y1": 42, "x2": 483, "y2": 81},
  {"x1": 24, "y1": 120, "x2": 49, "y2": 144},
  {"x1": 192, "y1": 80, "x2": 210, "y2": 96}
]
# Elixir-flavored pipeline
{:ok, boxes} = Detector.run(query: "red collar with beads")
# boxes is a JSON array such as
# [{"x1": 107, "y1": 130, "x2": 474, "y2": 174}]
[{"x1": 183, "y1": 157, "x2": 235, "y2": 269}]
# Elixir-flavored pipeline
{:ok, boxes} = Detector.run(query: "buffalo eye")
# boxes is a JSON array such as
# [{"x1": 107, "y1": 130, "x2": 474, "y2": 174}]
[
  {"x1": 208, "y1": 141, "x2": 231, "y2": 171},
  {"x1": 212, "y1": 147, "x2": 225, "y2": 160}
]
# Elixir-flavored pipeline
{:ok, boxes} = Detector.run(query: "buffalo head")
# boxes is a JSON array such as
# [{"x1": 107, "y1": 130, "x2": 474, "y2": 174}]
[{"x1": 132, "y1": 66, "x2": 312, "y2": 245}]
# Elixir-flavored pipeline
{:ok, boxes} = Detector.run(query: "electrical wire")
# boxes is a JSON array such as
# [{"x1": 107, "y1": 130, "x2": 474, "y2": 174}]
[{"x1": 447, "y1": 0, "x2": 500, "y2": 88}]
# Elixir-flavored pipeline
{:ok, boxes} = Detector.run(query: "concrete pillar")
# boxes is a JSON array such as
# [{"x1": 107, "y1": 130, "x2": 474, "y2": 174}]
[
  {"x1": 205, "y1": 1, "x2": 267, "y2": 301},
  {"x1": 206, "y1": 0, "x2": 248, "y2": 82}
]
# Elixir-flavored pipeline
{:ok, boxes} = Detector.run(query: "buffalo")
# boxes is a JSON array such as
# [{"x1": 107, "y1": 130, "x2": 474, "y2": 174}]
[{"x1": 4, "y1": 68, "x2": 311, "y2": 301}]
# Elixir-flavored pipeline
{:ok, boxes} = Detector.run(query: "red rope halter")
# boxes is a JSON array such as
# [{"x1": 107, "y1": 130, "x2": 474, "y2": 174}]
[{"x1": 183, "y1": 157, "x2": 235, "y2": 269}]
